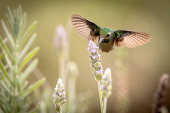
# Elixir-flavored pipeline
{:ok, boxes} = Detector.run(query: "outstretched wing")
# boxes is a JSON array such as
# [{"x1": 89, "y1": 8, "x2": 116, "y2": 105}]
[
  {"x1": 71, "y1": 14, "x2": 101, "y2": 41},
  {"x1": 113, "y1": 30, "x2": 151, "y2": 48}
]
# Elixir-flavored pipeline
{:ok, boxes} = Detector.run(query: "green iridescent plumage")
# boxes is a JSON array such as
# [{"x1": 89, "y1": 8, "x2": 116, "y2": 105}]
[
  {"x1": 71, "y1": 14, "x2": 151, "y2": 53},
  {"x1": 100, "y1": 28, "x2": 110, "y2": 37}
]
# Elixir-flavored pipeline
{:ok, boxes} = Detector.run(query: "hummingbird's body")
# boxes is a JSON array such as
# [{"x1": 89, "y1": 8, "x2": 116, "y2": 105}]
[
  {"x1": 71, "y1": 14, "x2": 151, "y2": 53},
  {"x1": 98, "y1": 29, "x2": 114, "y2": 52}
]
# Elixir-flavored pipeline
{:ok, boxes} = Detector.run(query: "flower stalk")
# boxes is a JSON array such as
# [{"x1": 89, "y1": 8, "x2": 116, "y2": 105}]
[
  {"x1": 66, "y1": 61, "x2": 79, "y2": 112},
  {"x1": 101, "y1": 68, "x2": 112, "y2": 113},
  {"x1": 103, "y1": 98, "x2": 107, "y2": 113},
  {"x1": 53, "y1": 25, "x2": 69, "y2": 88}
]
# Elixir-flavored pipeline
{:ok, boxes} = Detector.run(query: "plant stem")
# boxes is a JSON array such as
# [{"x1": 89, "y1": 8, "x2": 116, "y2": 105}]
[
  {"x1": 58, "y1": 54, "x2": 65, "y2": 86},
  {"x1": 12, "y1": 45, "x2": 19, "y2": 113},
  {"x1": 103, "y1": 98, "x2": 107, "y2": 113},
  {"x1": 67, "y1": 78, "x2": 76, "y2": 112},
  {"x1": 98, "y1": 81, "x2": 103, "y2": 113}
]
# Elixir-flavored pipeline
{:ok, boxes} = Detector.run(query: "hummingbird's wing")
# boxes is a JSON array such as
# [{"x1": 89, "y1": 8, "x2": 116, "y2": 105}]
[
  {"x1": 113, "y1": 30, "x2": 151, "y2": 48},
  {"x1": 71, "y1": 14, "x2": 101, "y2": 41}
]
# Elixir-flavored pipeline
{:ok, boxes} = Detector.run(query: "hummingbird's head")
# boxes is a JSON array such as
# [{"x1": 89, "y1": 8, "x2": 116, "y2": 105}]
[
  {"x1": 97, "y1": 28, "x2": 110, "y2": 46},
  {"x1": 100, "y1": 28, "x2": 110, "y2": 37}
]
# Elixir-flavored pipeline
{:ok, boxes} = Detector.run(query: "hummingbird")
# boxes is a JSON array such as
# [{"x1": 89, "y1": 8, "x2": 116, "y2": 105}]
[{"x1": 71, "y1": 14, "x2": 151, "y2": 53}]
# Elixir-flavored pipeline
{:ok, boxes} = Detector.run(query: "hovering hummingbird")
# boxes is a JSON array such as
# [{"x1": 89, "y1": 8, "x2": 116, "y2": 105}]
[{"x1": 71, "y1": 14, "x2": 151, "y2": 53}]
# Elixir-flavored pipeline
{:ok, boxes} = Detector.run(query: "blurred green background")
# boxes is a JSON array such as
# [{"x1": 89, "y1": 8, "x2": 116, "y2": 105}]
[{"x1": 0, "y1": 0, "x2": 170, "y2": 113}]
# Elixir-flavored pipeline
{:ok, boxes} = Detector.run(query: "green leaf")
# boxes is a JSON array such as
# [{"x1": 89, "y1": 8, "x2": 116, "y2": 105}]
[
  {"x1": 0, "y1": 36, "x2": 14, "y2": 62},
  {"x1": 22, "y1": 97, "x2": 31, "y2": 111},
  {"x1": 0, "y1": 99, "x2": 8, "y2": 106},
  {"x1": 0, "y1": 61, "x2": 13, "y2": 86},
  {"x1": 0, "y1": 81, "x2": 11, "y2": 94},
  {"x1": 17, "y1": 47, "x2": 39, "y2": 74},
  {"x1": 1, "y1": 20, "x2": 15, "y2": 47},
  {"x1": 0, "y1": 53, "x2": 5, "y2": 59},
  {"x1": 0, "y1": 92, "x2": 10, "y2": 105},
  {"x1": 4, "y1": 54, "x2": 13, "y2": 69},
  {"x1": 19, "y1": 77, "x2": 46, "y2": 97},
  {"x1": 16, "y1": 5, "x2": 22, "y2": 25},
  {"x1": 20, "y1": 58, "x2": 38, "y2": 82},
  {"x1": 17, "y1": 13, "x2": 26, "y2": 41},
  {"x1": 5, "y1": 14, "x2": 14, "y2": 38},
  {"x1": 28, "y1": 102, "x2": 41, "y2": 113},
  {"x1": 13, "y1": 9, "x2": 18, "y2": 38},
  {"x1": 0, "y1": 64, "x2": 9, "y2": 74},
  {"x1": 7, "y1": 6, "x2": 14, "y2": 23},
  {"x1": 19, "y1": 21, "x2": 37, "y2": 49},
  {"x1": 16, "y1": 6, "x2": 22, "y2": 39},
  {"x1": 0, "y1": 75, "x2": 5, "y2": 80},
  {"x1": 19, "y1": 33, "x2": 36, "y2": 61},
  {"x1": 0, "y1": 104, "x2": 6, "y2": 113},
  {"x1": 21, "y1": 80, "x2": 28, "y2": 91}
]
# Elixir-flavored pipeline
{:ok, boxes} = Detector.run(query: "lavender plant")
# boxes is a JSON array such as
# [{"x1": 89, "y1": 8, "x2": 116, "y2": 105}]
[
  {"x1": 53, "y1": 24, "x2": 69, "y2": 87},
  {"x1": 53, "y1": 23, "x2": 92, "y2": 113},
  {"x1": 66, "y1": 61, "x2": 78, "y2": 113},
  {"x1": 87, "y1": 40, "x2": 104, "y2": 113},
  {"x1": 152, "y1": 73, "x2": 169, "y2": 113},
  {"x1": 53, "y1": 24, "x2": 69, "y2": 112},
  {"x1": 53, "y1": 78, "x2": 66, "y2": 113},
  {"x1": 0, "y1": 6, "x2": 45, "y2": 112},
  {"x1": 101, "y1": 68, "x2": 112, "y2": 113}
]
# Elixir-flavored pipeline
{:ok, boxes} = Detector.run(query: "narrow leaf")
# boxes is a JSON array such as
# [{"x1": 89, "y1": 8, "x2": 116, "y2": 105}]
[
  {"x1": 13, "y1": 9, "x2": 19, "y2": 39},
  {"x1": 0, "y1": 75, "x2": 5, "y2": 80},
  {"x1": 18, "y1": 13, "x2": 27, "y2": 41},
  {"x1": 0, "y1": 64, "x2": 9, "y2": 74},
  {"x1": 0, "y1": 104, "x2": 6, "y2": 113},
  {"x1": 7, "y1": 6, "x2": 14, "y2": 23},
  {"x1": 0, "y1": 53, "x2": 5, "y2": 59},
  {"x1": 0, "y1": 92, "x2": 9, "y2": 104},
  {"x1": 19, "y1": 77, "x2": 46, "y2": 97},
  {"x1": 20, "y1": 58, "x2": 38, "y2": 82},
  {"x1": 5, "y1": 14, "x2": 14, "y2": 38},
  {"x1": 21, "y1": 80, "x2": 28, "y2": 90},
  {"x1": 22, "y1": 97, "x2": 31, "y2": 111},
  {"x1": 4, "y1": 54, "x2": 12, "y2": 69},
  {"x1": 17, "y1": 47, "x2": 39, "y2": 74},
  {"x1": 2, "y1": 37, "x2": 8, "y2": 43},
  {"x1": 0, "y1": 81, "x2": 11, "y2": 94},
  {"x1": 1, "y1": 20, "x2": 15, "y2": 47},
  {"x1": 0, "y1": 36, "x2": 14, "y2": 63},
  {"x1": 19, "y1": 21, "x2": 37, "y2": 49},
  {"x1": 28, "y1": 102, "x2": 41, "y2": 113},
  {"x1": 19, "y1": 33, "x2": 36, "y2": 60},
  {"x1": 0, "y1": 61, "x2": 13, "y2": 86},
  {"x1": 0, "y1": 100, "x2": 8, "y2": 106},
  {"x1": 17, "y1": 5, "x2": 22, "y2": 24},
  {"x1": 18, "y1": 5, "x2": 22, "y2": 20},
  {"x1": 0, "y1": 100, "x2": 11, "y2": 112}
]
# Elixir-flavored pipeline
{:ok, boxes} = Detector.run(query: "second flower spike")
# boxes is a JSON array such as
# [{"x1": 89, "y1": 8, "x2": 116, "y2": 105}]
[{"x1": 101, "y1": 68, "x2": 112, "y2": 98}]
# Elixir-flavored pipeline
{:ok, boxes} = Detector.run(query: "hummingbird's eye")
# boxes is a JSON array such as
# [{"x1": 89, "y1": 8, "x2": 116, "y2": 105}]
[{"x1": 106, "y1": 34, "x2": 109, "y2": 37}]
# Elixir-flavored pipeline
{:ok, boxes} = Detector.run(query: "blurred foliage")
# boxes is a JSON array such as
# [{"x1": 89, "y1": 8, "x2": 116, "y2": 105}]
[
  {"x1": 0, "y1": 0, "x2": 170, "y2": 113},
  {"x1": 0, "y1": 6, "x2": 45, "y2": 112},
  {"x1": 152, "y1": 74, "x2": 169, "y2": 113},
  {"x1": 53, "y1": 24, "x2": 92, "y2": 113},
  {"x1": 114, "y1": 48, "x2": 130, "y2": 113}
]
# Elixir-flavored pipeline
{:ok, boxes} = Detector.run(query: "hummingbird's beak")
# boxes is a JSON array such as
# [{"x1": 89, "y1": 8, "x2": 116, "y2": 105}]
[{"x1": 97, "y1": 37, "x2": 104, "y2": 47}]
